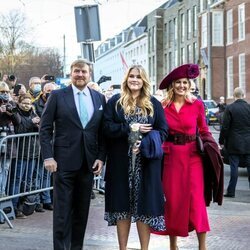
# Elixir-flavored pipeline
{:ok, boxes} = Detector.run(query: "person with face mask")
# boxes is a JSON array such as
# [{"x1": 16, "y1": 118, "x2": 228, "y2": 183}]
[
  {"x1": 27, "y1": 77, "x2": 42, "y2": 103},
  {"x1": 33, "y1": 82, "x2": 58, "y2": 211},
  {"x1": 33, "y1": 82, "x2": 57, "y2": 118},
  {"x1": 0, "y1": 82, "x2": 19, "y2": 200}
]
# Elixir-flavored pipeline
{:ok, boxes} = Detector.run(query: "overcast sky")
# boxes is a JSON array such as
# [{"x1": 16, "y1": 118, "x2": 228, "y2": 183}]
[{"x1": 1, "y1": 0, "x2": 168, "y2": 70}]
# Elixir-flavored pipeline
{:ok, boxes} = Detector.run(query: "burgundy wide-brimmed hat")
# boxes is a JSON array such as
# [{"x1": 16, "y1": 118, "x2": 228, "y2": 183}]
[{"x1": 159, "y1": 64, "x2": 199, "y2": 90}]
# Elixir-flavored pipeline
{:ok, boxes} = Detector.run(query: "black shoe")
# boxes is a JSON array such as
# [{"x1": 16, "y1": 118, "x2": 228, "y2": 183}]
[
  {"x1": 43, "y1": 203, "x2": 53, "y2": 210},
  {"x1": 35, "y1": 204, "x2": 45, "y2": 212},
  {"x1": 223, "y1": 193, "x2": 235, "y2": 198},
  {"x1": 91, "y1": 191, "x2": 96, "y2": 199},
  {"x1": 15, "y1": 210, "x2": 27, "y2": 219}
]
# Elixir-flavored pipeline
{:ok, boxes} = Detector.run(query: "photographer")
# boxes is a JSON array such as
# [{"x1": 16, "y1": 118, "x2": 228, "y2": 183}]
[
  {"x1": 0, "y1": 82, "x2": 19, "y2": 198},
  {"x1": 9, "y1": 93, "x2": 43, "y2": 218}
]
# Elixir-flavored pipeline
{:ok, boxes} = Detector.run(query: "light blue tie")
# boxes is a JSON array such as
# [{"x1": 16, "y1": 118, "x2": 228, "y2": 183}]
[{"x1": 78, "y1": 92, "x2": 89, "y2": 128}]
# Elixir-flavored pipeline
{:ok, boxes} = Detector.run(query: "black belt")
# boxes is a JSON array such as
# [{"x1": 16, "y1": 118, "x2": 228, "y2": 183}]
[{"x1": 167, "y1": 134, "x2": 196, "y2": 145}]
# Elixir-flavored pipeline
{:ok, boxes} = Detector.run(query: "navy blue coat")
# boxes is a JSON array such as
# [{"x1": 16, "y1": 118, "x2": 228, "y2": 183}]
[{"x1": 103, "y1": 94, "x2": 168, "y2": 216}]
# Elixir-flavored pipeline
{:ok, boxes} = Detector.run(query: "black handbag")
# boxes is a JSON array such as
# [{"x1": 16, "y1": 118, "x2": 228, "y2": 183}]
[
  {"x1": 196, "y1": 128, "x2": 205, "y2": 156},
  {"x1": 196, "y1": 134, "x2": 205, "y2": 155}
]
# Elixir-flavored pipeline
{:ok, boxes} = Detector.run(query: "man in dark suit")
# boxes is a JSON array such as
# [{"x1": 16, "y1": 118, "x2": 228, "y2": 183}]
[
  {"x1": 39, "y1": 59, "x2": 106, "y2": 250},
  {"x1": 219, "y1": 87, "x2": 250, "y2": 198}
]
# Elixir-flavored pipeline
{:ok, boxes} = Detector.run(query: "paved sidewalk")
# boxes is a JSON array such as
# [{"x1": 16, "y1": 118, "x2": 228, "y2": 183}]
[{"x1": 0, "y1": 166, "x2": 250, "y2": 250}]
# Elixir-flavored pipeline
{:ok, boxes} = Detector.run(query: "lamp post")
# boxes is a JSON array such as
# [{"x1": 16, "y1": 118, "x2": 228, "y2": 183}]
[{"x1": 207, "y1": 1, "x2": 212, "y2": 99}]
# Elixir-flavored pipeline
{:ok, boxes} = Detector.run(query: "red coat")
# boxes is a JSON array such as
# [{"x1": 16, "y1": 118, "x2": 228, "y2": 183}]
[{"x1": 157, "y1": 99, "x2": 211, "y2": 236}]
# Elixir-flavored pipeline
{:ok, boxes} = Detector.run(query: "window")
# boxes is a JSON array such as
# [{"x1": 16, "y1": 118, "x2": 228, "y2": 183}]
[
  {"x1": 169, "y1": 20, "x2": 173, "y2": 46},
  {"x1": 193, "y1": 6, "x2": 197, "y2": 36},
  {"x1": 164, "y1": 23, "x2": 168, "y2": 47},
  {"x1": 181, "y1": 47, "x2": 186, "y2": 64},
  {"x1": 152, "y1": 26, "x2": 155, "y2": 52},
  {"x1": 181, "y1": 13, "x2": 185, "y2": 42},
  {"x1": 149, "y1": 57, "x2": 152, "y2": 77},
  {"x1": 239, "y1": 53, "x2": 246, "y2": 92},
  {"x1": 212, "y1": 11, "x2": 223, "y2": 46},
  {"x1": 174, "y1": 18, "x2": 178, "y2": 44},
  {"x1": 187, "y1": 9, "x2": 191, "y2": 40},
  {"x1": 168, "y1": 52, "x2": 172, "y2": 72},
  {"x1": 226, "y1": 9, "x2": 233, "y2": 45},
  {"x1": 201, "y1": 13, "x2": 208, "y2": 48},
  {"x1": 193, "y1": 42, "x2": 197, "y2": 64},
  {"x1": 148, "y1": 28, "x2": 152, "y2": 52},
  {"x1": 152, "y1": 56, "x2": 155, "y2": 77},
  {"x1": 200, "y1": 0, "x2": 204, "y2": 12},
  {"x1": 187, "y1": 44, "x2": 192, "y2": 63},
  {"x1": 227, "y1": 56, "x2": 234, "y2": 98},
  {"x1": 174, "y1": 49, "x2": 178, "y2": 68},
  {"x1": 238, "y1": 4, "x2": 245, "y2": 41},
  {"x1": 164, "y1": 53, "x2": 168, "y2": 74}
]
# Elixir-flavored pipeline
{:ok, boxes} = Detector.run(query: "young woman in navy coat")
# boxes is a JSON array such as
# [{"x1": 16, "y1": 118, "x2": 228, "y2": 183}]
[{"x1": 103, "y1": 65, "x2": 168, "y2": 250}]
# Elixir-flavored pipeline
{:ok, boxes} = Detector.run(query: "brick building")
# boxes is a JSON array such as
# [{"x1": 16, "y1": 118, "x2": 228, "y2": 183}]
[{"x1": 199, "y1": 0, "x2": 250, "y2": 102}]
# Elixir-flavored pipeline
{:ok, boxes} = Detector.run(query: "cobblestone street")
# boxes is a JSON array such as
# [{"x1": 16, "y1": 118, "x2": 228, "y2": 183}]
[{"x1": 1, "y1": 166, "x2": 250, "y2": 250}]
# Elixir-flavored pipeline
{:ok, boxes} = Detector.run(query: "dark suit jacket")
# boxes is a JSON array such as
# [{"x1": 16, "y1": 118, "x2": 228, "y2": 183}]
[
  {"x1": 103, "y1": 94, "x2": 168, "y2": 216},
  {"x1": 39, "y1": 85, "x2": 106, "y2": 171},
  {"x1": 219, "y1": 99, "x2": 250, "y2": 154}
]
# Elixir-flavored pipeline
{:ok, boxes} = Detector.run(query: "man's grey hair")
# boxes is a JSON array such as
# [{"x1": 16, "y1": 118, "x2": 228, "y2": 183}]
[
  {"x1": 233, "y1": 87, "x2": 244, "y2": 99},
  {"x1": 29, "y1": 77, "x2": 41, "y2": 87}
]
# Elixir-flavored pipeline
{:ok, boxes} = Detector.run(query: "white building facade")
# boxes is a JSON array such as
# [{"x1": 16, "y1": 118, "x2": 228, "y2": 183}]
[{"x1": 94, "y1": 18, "x2": 148, "y2": 91}]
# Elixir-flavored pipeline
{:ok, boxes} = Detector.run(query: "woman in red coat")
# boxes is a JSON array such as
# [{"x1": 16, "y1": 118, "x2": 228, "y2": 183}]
[{"x1": 156, "y1": 64, "x2": 211, "y2": 250}]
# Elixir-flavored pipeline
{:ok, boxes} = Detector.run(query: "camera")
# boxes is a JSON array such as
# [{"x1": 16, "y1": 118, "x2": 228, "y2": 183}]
[
  {"x1": 0, "y1": 126, "x2": 8, "y2": 154},
  {"x1": 8, "y1": 75, "x2": 16, "y2": 81},
  {"x1": 44, "y1": 75, "x2": 55, "y2": 81},
  {"x1": 13, "y1": 84, "x2": 22, "y2": 96},
  {"x1": 5, "y1": 103, "x2": 17, "y2": 113},
  {"x1": 0, "y1": 99, "x2": 17, "y2": 114}
]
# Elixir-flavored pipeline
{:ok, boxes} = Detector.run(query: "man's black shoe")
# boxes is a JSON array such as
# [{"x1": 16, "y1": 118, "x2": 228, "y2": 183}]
[
  {"x1": 15, "y1": 210, "x2": 27, "y2": 219},
  {"x1": 223, "y1": 193, "x2": 235, "y2": 198},
  {"x1": 43, "y1": 203, "x2": 53, "y2": 210},
  {"x1": 35, "y1": 204, "x2": 45, "y2": 212}
]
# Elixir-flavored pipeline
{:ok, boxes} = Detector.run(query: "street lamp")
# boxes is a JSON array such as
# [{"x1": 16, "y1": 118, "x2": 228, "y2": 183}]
[{"x1": 207, "y1": 2, "x2": 212, "y2": 100}]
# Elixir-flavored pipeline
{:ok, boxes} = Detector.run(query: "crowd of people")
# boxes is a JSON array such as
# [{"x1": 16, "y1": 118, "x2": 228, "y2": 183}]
[
  {"x1": 1, "y1": 59, "x2": 249, "y2": 250},
  {"x1": 0, "y1": 75, "x2": 57, "y2": 219}
]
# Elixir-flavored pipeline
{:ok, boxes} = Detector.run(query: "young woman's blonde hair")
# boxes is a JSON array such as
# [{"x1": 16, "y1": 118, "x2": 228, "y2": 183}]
[
  {"x1": 161, "y1": 79, "x2": 196, "y2": 107},
  {"x1": 117, "y1": 65, "x2": 154, "y2": 117}
]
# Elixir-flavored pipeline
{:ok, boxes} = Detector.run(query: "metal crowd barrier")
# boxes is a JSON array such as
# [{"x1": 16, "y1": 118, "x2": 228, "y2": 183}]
[{"x1": 0, "y1": 132, "x2": 104, "y2": 229}]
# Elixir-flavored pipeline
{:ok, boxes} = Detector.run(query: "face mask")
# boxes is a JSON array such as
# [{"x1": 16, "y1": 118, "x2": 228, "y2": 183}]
[
  {"x1": 0, "y1": 93, "x2": 9, "y2": 102},
  {"x1": 33, "y1": 85, "x2": 41, "y2": 93}
]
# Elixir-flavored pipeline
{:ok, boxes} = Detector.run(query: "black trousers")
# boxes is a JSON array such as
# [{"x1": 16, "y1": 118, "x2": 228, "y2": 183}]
[{"x1": 53, "y1": 166, "x2": 93, "y2": 250}]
